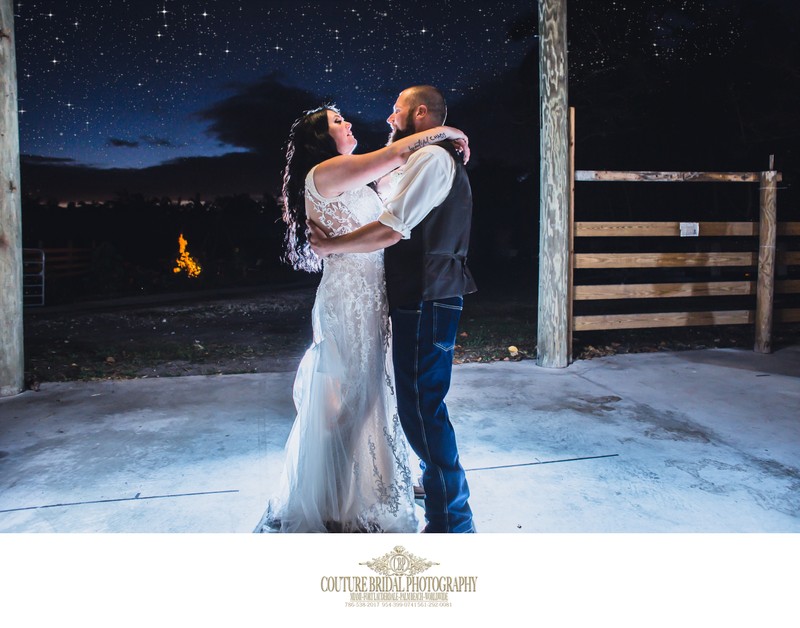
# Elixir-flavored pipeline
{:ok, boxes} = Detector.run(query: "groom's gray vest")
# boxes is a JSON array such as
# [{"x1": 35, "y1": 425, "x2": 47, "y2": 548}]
[{"x1": 384, "y1": 141, "x2": 477, "y2": 310}]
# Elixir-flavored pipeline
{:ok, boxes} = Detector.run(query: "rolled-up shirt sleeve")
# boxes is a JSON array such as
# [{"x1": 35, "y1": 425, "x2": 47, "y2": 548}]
[{"x1": 377, "y1": 146, "x2": 455, "y2": 240}]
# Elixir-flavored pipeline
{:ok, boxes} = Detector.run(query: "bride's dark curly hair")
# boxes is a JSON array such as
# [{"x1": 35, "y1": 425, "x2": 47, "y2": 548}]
[{"x1": 281, "y1": 105, "x2": 341, "y2": 272}]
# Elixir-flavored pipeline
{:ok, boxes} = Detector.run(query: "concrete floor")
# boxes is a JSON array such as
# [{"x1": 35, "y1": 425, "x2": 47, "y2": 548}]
[{"x1": 1, "y1": 344, "x2": 798, "y2": 534}]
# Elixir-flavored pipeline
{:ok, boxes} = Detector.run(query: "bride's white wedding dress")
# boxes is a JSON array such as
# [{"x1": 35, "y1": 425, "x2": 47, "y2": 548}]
[{"x1": 255, "y1": 165, "x2": 418, "y2": 533}]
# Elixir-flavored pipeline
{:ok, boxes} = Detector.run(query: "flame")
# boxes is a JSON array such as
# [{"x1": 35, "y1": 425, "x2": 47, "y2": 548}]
[{"x1": 173, "y1": 233, "x2": 202, "y2": 278}]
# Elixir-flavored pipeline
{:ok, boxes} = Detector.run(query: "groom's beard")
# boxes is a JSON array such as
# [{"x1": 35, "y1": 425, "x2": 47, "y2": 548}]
[{"x1": 387, "y1": 111, "x2": 417, "y2": 145}]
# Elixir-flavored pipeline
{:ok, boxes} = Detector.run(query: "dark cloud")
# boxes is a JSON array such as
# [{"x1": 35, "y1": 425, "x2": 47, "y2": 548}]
[
  {"x1": 196, "y1": 72, "x2": 387, "y2": 157},
  {"x1": 107, "y1": 135, "x2": 173, "y2": 149},
  {"x1": 140, "y1": 135, "x2": 173, "y2": 147},
  {"x1": 196, "y1": 73, "x2": 327, "y2": 154},
  {"x1": 20, "y1": 154, "x2": 76, "y2": 165},
  {"x1": 109, "y1": 138, "x2": 140, "y2": 148}
]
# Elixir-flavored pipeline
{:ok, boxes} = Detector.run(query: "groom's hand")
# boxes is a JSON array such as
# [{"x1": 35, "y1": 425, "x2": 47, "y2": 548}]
[{"x1": 306, "y1": 220, "x2": 331, "y2": 257}]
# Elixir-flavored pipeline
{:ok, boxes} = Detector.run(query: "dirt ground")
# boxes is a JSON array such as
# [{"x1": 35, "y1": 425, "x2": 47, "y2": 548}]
[
  {"x1": 22, "y1": 281, "x2": 799, "y2": 388},
  {"x1": 23, "y1": 283, "x2": 317, "y2": 386}
]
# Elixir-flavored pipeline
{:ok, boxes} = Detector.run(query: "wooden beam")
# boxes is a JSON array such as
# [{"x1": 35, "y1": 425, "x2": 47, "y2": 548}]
[
  {"x1": 536, "y1": 0, "x2": 570, "y2": 368},
  {"x1": 755, "y1": 170, "x2": 778, "y2": 353},
  {"x1": 575, "y1": 170, "x2": 782, "y2": 183},
  {"x1": 567, "y1": 107, "x2": 576, "y2": 362},
  {"x1": 0, "y1": 0, "x2": 24, "y2": 397},
  {"x1": 573, "y1": 221, "x2": 799, "y2": 237},
  {"x1": 574, "y1": 222, "x2": 759, "y2": 237},
  {"x1": 574, "y1": 281, "x2": 756, "y2": 300},
  {"x1": 574, "y1": 310, "x2": 755, "y2": 331},
  {"x1": 574, "y1": 307, "x2": 800, "y2": 329},
  {"x1": 574, "y1": 252, "x2": 757, "y2": 269}
]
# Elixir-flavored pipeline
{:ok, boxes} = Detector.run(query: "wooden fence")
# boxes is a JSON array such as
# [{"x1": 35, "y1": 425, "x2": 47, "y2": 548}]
[
  {"x1": 569, "y1": 112, "x2": 799, "y2": 357},
  {"x1": 41, "y1": 247, "x2": 93, "y2": 279}
]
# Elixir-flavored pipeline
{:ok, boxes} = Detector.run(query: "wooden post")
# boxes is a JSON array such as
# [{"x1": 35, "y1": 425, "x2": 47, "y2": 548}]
[
  {"x1": 537, "y1": 0, "x2": 570, "y2": 368},
  {"x1": 755, "y1": 161, "x2": 778, "y2": 354},
  {"x1": 0, "y1": 0, "x2": 24, "y2": 397},
  {"x1": 567, "y1": 106, "x2": 575, "y2": 363}
]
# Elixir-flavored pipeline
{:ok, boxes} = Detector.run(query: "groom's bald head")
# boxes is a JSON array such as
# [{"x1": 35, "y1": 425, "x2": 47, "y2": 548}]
[
  {"x1": 387, "y1": 84, "x2": 448, "y2": 143},
  {"x1": 401, "y1": 85, "x2": 447, "y2": 127}
]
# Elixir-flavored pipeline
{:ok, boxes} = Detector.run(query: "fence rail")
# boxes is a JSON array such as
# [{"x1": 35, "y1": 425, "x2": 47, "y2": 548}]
[
  {"x1": 575, "y1": 170, "x2": 771, "y2": 184},
  {"x1": 575, "y1": 221, "x2": 800, "y2": 237}
]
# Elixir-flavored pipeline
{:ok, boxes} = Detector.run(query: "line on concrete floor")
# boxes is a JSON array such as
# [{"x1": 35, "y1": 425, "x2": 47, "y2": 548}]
[
  {"x1": 466, "y1": 454, "x2": 619, "y2": 472},
  {"x1": 0, "y1": 489, "x2": 239, "y2": 514}
]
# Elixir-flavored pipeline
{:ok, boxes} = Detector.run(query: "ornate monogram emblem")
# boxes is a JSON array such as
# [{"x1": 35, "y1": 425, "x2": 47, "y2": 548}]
[{"x1": 359, "y1": 546, "x2": 439, "y2": 576}]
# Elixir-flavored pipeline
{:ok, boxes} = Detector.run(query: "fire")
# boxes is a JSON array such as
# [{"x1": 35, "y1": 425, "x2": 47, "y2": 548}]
[{"x1": 173, "y1": 233, "x2": 202, "y2": 278}]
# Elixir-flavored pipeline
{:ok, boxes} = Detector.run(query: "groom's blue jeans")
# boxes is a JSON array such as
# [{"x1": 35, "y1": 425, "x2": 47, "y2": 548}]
[{"x1": 390, "y1": 296, "x2": 474, "y2": 533}]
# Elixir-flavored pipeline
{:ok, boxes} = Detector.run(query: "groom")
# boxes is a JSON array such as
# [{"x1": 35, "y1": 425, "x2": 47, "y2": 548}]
[{"x1": 308, "y1": 85, "x2": 477, "y2": 533}]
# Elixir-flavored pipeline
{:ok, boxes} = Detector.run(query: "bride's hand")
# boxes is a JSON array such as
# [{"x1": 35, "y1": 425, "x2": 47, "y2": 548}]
[
  {"x1": 440, "y1": 126, "x2": 470, "y2": 164},
  {"x1": 452, "y1": 138, "x2": 470, "y2": 164}
]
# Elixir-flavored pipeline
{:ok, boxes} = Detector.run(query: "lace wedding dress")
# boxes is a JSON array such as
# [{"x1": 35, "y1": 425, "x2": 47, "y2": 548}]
[{"x1": 254, "y1": 166, "x2": 418, "y2": 533}]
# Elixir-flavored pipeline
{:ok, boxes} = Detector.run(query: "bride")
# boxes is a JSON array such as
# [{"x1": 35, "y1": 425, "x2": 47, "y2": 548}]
[{"x1": 254, "y1": 105, "x2": 468, "y2": 533}]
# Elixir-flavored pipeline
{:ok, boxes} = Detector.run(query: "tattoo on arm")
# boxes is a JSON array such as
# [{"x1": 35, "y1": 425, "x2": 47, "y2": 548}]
[{"x1": 408, "y1": 131, "x2": 447, "y2": 152}]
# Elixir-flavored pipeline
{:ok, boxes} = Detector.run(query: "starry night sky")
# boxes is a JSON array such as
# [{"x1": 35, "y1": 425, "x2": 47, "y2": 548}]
[
  {"x1": 12, "y1": 0, "x2": 800, "y2": 202},
  {"x1": 15, "y1": 0, "x2": 534, "y2": 170}
]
